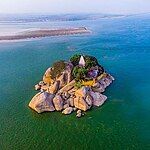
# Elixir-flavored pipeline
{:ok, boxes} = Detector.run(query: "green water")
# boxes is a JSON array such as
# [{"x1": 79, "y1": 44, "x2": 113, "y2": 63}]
[{"x1": 0, "y1": 15, "x2": 150, "y2": 149}]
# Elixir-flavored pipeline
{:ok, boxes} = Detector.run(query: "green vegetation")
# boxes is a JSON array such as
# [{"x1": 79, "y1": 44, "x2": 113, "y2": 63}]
[
  {"x1": 70, "y1": 54, "x2": 99, "y2": 68},
  {"x1": 75, "y1": 80, "x2": 82, "y2": 89},
  {"x1": 49, "y1": 54, "x2": 104, "y2": 86},
  {"x1": 70, "y1": 54, "x2": 81, "y2": 66},
  {"x1": 71, "y1": 54, "x2": 102, "y2": 81},
  {"x1": 72, "y1": 66, "x2": 88, "y2": 81},
  {"x1": 50, "y1": 60, "x2": 66, "y2": 79},
  {"x1": 84, "y1": 55, "x2": 99, "y2": 69}
]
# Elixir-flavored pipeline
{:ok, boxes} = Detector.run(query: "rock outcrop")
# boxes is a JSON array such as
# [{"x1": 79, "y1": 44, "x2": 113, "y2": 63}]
[
  {"x1": 74, "y1": 97, "x2": 89, "y2": 111},
  {"x1": 29, "y1": 92, "x2": 55, "y2": 113},
  {"x1": 29, "y1": 72, "x2": 113, "y2": 116},
  {"x1": 35, "y1": 84, "x2": 41, "y2": 91},
  {"x1": 67, "y1": 97, "x2": 74, "y2": 107},
  {"x1": 85, "y1": 95, "x2": 93, "y2": 107},
  {"x1": 57, "y1": 72, "x2": 66, "y2": 88},
  {"x1": 90, "y1": 91, "x2": 107, "y2": 107},
  {"x1": 75, "y1": 86, "x2": 90, "y2": 98},
  {"x1": 58, "y1": 80, "x2": 75, "y2": 94},
  {"x1": 76, "y1": 110, "x2": 82, "y2": 118},
  {"x1": 62, "y1": 107, "x2": 73, "y2": 115},
  {"x1": 28, "y1": 55, "x2": 114, "y2": 117},
  {"x1": 43, "y1": 67, "x2": 53, "y2": 85},
  {"x1": 48, "y1": 81, "x2": 60, "y2": 94},
  {"x1": 53, "y1": 95, "x2": 63, "y2": 111}
]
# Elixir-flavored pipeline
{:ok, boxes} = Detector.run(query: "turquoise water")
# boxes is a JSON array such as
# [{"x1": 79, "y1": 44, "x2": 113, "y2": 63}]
[{"x1": 0, "y1": 15, "x2": 150, "y2": 149}]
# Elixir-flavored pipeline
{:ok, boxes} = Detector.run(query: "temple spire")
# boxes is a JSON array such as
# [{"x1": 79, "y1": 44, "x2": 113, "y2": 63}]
[{"x1": 79, "y1": 56, "x2": 85, "y2": 67}]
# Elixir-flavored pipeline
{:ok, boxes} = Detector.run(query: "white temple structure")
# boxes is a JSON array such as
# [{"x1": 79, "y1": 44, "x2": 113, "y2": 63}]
[{"x1": 79, "y1": 56, "x2": 86, "y2": 67}]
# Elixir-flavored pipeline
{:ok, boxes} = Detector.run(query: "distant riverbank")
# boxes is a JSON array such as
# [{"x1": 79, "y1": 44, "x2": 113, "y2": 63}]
[{"x1": 0, "y1": 27, "x2": 90, "y2": 41}]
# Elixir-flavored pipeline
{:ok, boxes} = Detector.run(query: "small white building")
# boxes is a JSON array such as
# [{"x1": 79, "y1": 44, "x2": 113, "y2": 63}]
[{"x1": 79, "y1": 56, "x2": 85, "y2": 67}]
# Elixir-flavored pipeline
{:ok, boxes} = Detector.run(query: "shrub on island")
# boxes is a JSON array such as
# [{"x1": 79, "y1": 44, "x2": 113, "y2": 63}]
[
  {"x1": 70, "y1": 54, "x2": 99, "y2": 68},
  {"x1": 50, "y1": 60, "x2": 66, "y2": 79},
  {"x1": 70, "y1": 54, "x2": 81, "y2": 66},
  {"x1": 72, "y1": 66, "x2": 88, "y2": 81}
]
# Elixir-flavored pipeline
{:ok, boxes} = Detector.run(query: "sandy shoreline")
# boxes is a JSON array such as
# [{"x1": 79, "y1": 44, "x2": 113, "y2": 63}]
[{"x1": 0, "y1": 27, "x2": 90, "y2": 41}]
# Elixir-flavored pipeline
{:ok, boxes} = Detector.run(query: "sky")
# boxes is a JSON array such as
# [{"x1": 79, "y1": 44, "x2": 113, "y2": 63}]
[{"x1": 0, "y1": 0, "x2": 150, "y2": 14}]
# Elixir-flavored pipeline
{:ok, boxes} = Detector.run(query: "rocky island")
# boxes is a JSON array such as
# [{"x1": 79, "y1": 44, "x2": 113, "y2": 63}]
[{"x1": 29, "y1": 54, "x2": 114, "y2": 118}]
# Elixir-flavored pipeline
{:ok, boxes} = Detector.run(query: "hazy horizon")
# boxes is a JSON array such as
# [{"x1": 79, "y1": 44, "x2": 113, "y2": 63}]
[
  {"x1": 0, "y1": 12, "x2": 150, "y2": 16},
  {"x1": 0, "y1": 0, "x2": 150, "y2": 15}
]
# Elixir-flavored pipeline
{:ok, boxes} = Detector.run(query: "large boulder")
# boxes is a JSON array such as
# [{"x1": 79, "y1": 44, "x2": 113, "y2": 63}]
[
  {"x1": 107, "y1": 74, "x2": 115, "y2": 81},
  {"x1": 53, "y1": 95, "x2": 63, "y2": 111},
  {"x1": 57, "y1": 72, "x2": 66, "y2": 88},
  {"x1": 41, "y1": 85, "x2": 49, "y2": 91},
  {"x1": 64, "y1": 62, "x2": 73, "y2": 84},
  {"x1": 75, "y1": 86, "x2": 90, "y2": 98},
  {"x1": 62, "y1": 107, "x2": 73, "y2": 115},
  {"x1": 48, "y1": 81, "x2": 60, "y2": 94},
  {"x1": 98, "y1": 74, "x2": 114, "y2": 89},
  {"x1": 29, "y1": 92, "x2": 55, "y2": 113},
  {"x1": 64, "y1": 92, "x2": 70, "y2": 99},
  {"x1": 90, "y1": 91, "x2": 107, "y2": 107},
  {"x1": 68, "y1": 88, "x2": 76, "y2": 95},
  {"x1": 102, "y1": 78, "x2": 111, "y2": 88},
  {"x1": 58, "y1": 80, "x2": 75, "y2": 94},
  {"x1": 85, "y1": 95, "x2": 93, "y2": 107},
  {"x1": 44, "y1": 67, "x2": 52, "y2": 76},
  {"x1": 63, "y1": 104, "x2": 69, "y2": 109},
  {"x1": 92, "y1": 84, "x2": 105, "y2": 93},
  {"x1": 92, "y1": 82, "x2": 100, "y2": 88},
  {"x1": 67, "y1": 97, "x2": 74, "y2": 107},
  {"x1": 43, "y1": 67, "x2": 53, "y2": 84},
  {"x1": 74, "y1": 96, "x2": 89, "y2": 111}
]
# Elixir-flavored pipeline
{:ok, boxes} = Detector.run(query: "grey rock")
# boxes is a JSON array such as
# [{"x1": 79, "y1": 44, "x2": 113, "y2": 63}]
[
  {"x1": 39, "y1": 81, "x2": 45, "y2": 86},
  {"x1": 92, "y1": 85, "x2": 105, "y2": 93},
  {"x1": 73, "y1": 107, "x2": 77, "y2": 111},
  {"x1": 64, "y1": 62, "x2": 73, "y2": 84},
  {"x1": 63, "y1": 104, "x2": 69, "y2": 109},
  {"x1": 64, "y1": 92, "x2": 70, "y2": 99},
  {"x1": 75, "y1": 86, "x2": 90, "y2": 98},
  {"x1": 74, "y1": 97, "x2": 89, "y2": 111},
  {"x1": 58, "y1": 80, "x2": 75, "y2": 94},
  {"x1": 29, "y1": 92, "x2": 55, "y2": 113},
  {"x1": 48, "y1": 81, "x2": 60, "y2": 94},
  {"x1": 85, "y1": 95, "x2": 93, "y2": 107},
  {"x1": 76, "y1": 112, "x2": 82, "y2": 118},
  {"x1": 62, "y1": 107, "x2": 73, "y2": 115},
  {"x1": 93, "y1": 82, "x2": 100, "y2": 88},
  {"x1": 43, "y1": 67, "x2": 53, "y2": 84},
  {"x1": 90, "y1": 91, "x2": 107, "y2": 107},
  {"x1": 68, "y1": 97, "x2": 74, "y2": 107},
  {"x1": 35, "y1": 84, "x2": 41, "y2": 91},
  {"x1": 57, "y1": 72, "x2": 66, "y2": 88},
  {"x1": 77, "y1": 110, "x2": 81, "y2": 114},
  {"x1": 53, "y1": 95, "x2": 63, "y2": 111}
]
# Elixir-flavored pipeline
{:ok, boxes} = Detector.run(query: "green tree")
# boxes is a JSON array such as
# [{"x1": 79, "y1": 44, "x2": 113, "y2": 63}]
[
  {"x1": 70, "y1": 54, "x2": 81, "y2": 66},
  {"x1": 50, "y1": 60, "x2": 66, "y2": 79}
]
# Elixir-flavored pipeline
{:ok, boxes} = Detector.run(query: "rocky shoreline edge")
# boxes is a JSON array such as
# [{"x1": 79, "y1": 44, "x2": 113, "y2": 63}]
[{"x1": 28, "y1": 54, "x2": 114, "y2": 118}]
